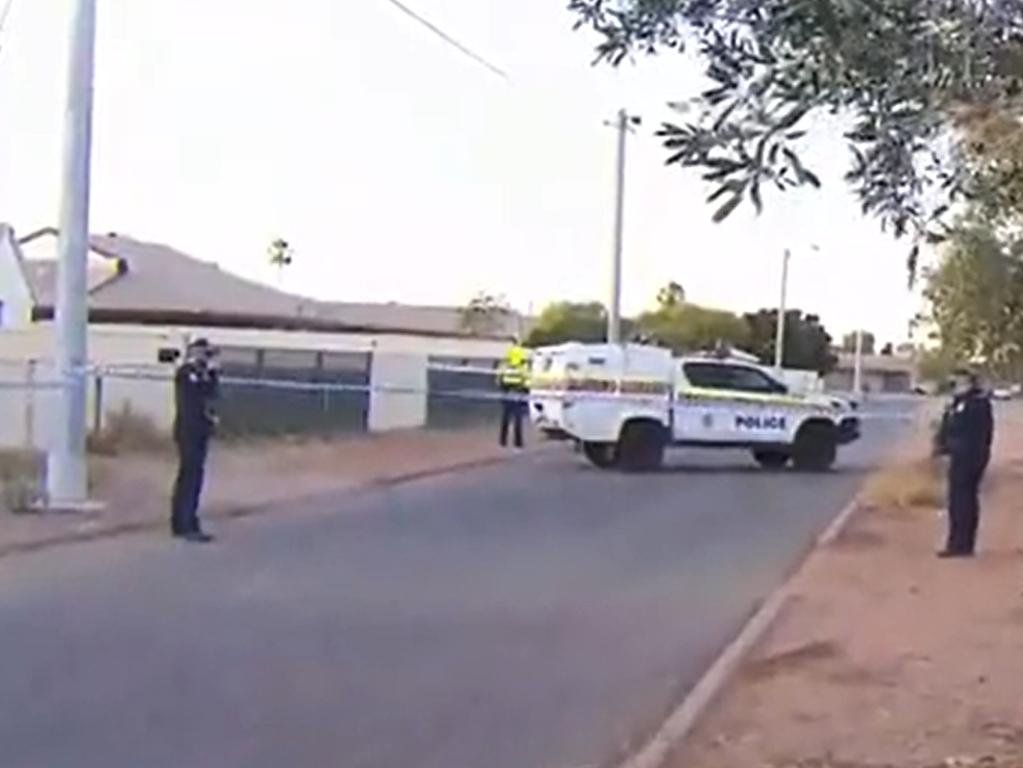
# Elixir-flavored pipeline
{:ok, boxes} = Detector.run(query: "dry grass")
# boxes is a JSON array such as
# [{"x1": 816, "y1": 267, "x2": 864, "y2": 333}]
[
  {"x1": 860, "y1": 454, "x2": 945, "y2": 511},
  {"x1": 87, "y1": 403, "x2": 172, "y2": 456},
  {"x1": 0, "y1": 449, "x2": 43, "y2": 514}
]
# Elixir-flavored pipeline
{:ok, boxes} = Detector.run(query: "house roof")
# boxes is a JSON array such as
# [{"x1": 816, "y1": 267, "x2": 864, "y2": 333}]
[{"x1": 15, "y1": 228, "x2": 522, "y2": 339}]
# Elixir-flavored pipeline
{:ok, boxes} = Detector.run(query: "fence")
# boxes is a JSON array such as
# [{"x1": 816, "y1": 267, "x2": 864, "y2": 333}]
[
  {"x1": 0, "y1": 352, "x2": 507, "y2": 451},
  {"x1": 426, "y1": 356, "x2": 502, "y2": 429}
]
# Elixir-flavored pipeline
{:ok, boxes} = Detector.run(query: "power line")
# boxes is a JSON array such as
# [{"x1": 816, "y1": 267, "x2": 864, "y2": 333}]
[{"x1": 382, "y1": 0, "x2": 509, "y2": 81}]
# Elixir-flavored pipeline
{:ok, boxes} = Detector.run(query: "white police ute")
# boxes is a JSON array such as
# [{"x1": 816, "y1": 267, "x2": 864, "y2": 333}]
[{"x1": 529, "y1": 342, "x2": 860, "y2": 472}]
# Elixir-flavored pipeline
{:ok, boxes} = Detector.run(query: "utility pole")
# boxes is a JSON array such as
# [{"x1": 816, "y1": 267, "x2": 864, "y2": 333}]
[
  {"x1": 48, "y1": 0, "x2": 97, "y2": 508},
  {"x1": 853, "y1": 328, "x2": 864, "y2": 397},
  {"x1": 607, "y1": 108, "x2": 640, "y2": 345},
  {"x1": 774, "y1": 249, "x2": 791, "y2": 372}
]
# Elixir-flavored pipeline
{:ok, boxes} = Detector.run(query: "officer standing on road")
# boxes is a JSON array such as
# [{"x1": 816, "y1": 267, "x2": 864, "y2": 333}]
[
  {"x1": 171, "y1": 338, "x2": 220, "y2": 543},
  {"x1": 935, "y1": 368, "x2": 994, "y2": 558},
  {"x1": 497, "y1": 342, "x2": 529, "y2": 449}
]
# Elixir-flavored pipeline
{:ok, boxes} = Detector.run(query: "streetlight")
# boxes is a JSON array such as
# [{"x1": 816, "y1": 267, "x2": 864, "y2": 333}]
[
  {"x1": 774, "y1": 244, "x2": 819, "y2": 373},
  {"x1": 853, "y1": 329, "x2": 865, "y2": 398},
  {"x1": 48, "y1": 0, "x2": 97, "y2": 508},
  {"x1": 605, "y1": 108, "x2": 641, "y2": 345}
]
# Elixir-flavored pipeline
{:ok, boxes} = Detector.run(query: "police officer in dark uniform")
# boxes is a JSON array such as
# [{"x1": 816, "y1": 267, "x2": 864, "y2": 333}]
[
  {"x1": 171, "y1": 338, "x2": 220, "y2": 543},
  {"x1": 935, "y1": 368, "x2": 994, "y2": 558}
]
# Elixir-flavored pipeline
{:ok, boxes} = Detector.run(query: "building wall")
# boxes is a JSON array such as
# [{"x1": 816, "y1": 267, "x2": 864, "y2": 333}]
[
  {"x1": 0, "y1": 225, "x2": 34, "y2": 330},
  {"x1": 824, "y1": 368, "x2": 914, "y2": 394},
  {"x1": 0, "y1": 323, "x2": 510, "y2": 448},
  {"x1": 368, "y1": 352, "x2": 428, "y2": 432}
]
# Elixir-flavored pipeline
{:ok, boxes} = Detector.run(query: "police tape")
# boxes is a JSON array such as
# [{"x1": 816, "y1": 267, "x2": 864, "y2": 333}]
[{"x1": 0, "y1": 365, "x2": 935, "y2": 423}]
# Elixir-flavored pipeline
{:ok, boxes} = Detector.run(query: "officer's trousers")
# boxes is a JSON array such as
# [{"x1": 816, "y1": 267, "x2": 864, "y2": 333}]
[
  {"x1": 946, "y1": 458, "x2": 988, "y2": 555},
  {"x1": 499, "y1": 388, "x2": 525, "y2": 448},
  {"x1": 172, "y1": 434, "x2": 210, "y2": 535}
]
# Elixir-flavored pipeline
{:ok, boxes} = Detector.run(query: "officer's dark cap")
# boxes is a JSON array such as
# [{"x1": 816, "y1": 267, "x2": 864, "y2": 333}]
[{"x1": 187, "y1": 338, "x2": 217, "y2": 355}]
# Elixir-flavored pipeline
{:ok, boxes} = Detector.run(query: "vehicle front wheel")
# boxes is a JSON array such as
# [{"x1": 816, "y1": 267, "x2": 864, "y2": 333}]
[
  {"x1": 582, "y1": 441, "x2": 618, "y2": 469},
  {"x1": 753, "y1": 450, "x2": 790, "y2": 470},
  {"x1": 792, "y1": 423, "x2": 838, "y2": 472}
]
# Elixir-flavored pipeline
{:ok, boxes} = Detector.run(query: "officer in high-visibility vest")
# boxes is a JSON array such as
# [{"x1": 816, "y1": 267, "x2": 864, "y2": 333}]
[{"x1": 497, "y1": 343, "x2": 529, "y2": 448}]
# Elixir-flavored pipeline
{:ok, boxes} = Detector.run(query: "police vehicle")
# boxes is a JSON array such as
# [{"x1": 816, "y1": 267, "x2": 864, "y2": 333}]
[{"x1": 529, "y1": 342, "x2": 860, "y2": 472}]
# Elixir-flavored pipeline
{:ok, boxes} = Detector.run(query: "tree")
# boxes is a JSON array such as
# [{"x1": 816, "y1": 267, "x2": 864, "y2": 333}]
[
  {"x1": 459, "y1": 292, "x2": 513, "y2": 337},
  {"x1": 917, "y1": 345, "x2": 959, "y2": 384},
  {"x1": 636, "y1": 302, "x2": 748, "y2": 354},
  {"x1": 880, "y1": 342, "x2": 894, "y2": 356},
  {"x1": 570, "y1": 0, "x2": 1023, "y2": 262},
  {"x1": 655, "y1": 280, "x2": 687, "y2": 309},
  {"x1": 922, "y1": 218, "x2": 1023, "y2": 379},
  {"x1": 841, "y1": 332, "x2": 876, "y2": 355},
  {"x1": 743, "y1": 309, "x2": 837, "y2": 374},
  {"x1": 956, "y1": 104, "x2": 1023, "y2": 231},
  {"x1": 268, "y1": 237, "x2": 293, "y2": 285},
  {"x1": 526, "y1": 302, "x2": 627, "y2": 346}
]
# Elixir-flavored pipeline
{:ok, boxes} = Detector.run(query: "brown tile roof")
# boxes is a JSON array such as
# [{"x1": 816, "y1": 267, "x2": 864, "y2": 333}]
[{"x1": 17, "y1": 229, "x2": 522, "y2": 339}]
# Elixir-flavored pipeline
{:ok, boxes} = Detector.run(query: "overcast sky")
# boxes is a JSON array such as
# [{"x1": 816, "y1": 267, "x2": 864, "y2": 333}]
[{"x1": 0, "y1": 0, "x2": 925, "y2": 343}]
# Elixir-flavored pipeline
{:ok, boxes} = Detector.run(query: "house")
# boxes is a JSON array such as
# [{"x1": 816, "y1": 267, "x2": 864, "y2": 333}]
[
  {"x1": 0, "y1": 226, "x2": 525, "y2": 447},
  {"x1": 10, "y1": 227, "x2": 525, "y2": 339},
  {"x1": 0, "y1": 224, "x2": 34, "y2": 330},
  {"x1": 824, "y1": 352, "x2": 916, "y2": 394}
]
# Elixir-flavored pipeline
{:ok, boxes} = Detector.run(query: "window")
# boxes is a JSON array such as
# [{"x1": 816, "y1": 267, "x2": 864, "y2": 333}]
[
  {"x1": 682, "y1": 363, "x2": 734, "y2": 390},
  {"x1": 727, "y1": 366, "x2": 785, "y2": 394},
  {"x1": 683, "y1": 363, "x2": 786, "y2": 394}
]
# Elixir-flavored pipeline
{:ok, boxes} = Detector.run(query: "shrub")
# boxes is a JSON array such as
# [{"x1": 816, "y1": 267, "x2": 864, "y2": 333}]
[
  {"x1": 0, "y1": 450, "x2": 43, "y2": 514},
  {"x1": 862, "y1": 456, "x2": 945, "y2": 511},
  {"x1": 87, "y1": 403, "x2": 172, "y2": 456}
]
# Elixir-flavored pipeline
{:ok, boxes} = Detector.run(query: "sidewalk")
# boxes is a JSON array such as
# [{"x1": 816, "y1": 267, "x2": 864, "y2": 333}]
[
  {"x1": 0, "y1": 427, "x2": 531, "y2": 557},
  {"x1": 669, "y1": 409, "x2": 1023, "y2": 768}
]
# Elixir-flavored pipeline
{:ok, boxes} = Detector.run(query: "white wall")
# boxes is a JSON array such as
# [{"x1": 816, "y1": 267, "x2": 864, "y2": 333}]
[
  {"x1": 0, "y1": 225, "x2": 34, "y2": 330},
  {"x1": 0, "y1": 322, "x2": 509, "y2": 447},
  {"x1": 368, "y1": 352, "x2": 428, "y2": 432}
]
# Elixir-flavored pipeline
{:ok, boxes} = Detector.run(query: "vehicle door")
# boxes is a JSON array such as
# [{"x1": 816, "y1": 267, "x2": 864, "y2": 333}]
[
  {"x1": 676, "y1": 362, "x2": 790, "y2": 444},
  {"x1": 674, "y1": 362, "x2": 740, "y2": 442},
  {"x1": 716, "y1": 366, "x2": 792, "y2": 444}
]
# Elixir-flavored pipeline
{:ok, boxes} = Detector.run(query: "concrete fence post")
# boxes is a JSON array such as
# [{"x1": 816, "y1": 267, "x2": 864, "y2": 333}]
[{"x1": 25, "y1": 359, "x2": 36, "y2": 450}]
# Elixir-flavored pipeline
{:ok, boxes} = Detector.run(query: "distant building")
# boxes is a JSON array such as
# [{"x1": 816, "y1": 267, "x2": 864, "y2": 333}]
[{"x1": 825, "y1": 352, "x2": 916, "y2": 393}]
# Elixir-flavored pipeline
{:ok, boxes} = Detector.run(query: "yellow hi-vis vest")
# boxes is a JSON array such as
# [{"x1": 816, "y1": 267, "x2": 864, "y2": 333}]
[{"x1": 498, "y1": 346, "x2": 529, "y2": 388}]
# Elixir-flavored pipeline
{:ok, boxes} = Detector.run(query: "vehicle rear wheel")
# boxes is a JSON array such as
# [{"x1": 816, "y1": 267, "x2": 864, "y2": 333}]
[
  {"x1": 582, "y1": 442, "x2": 618, "y2": 469},
  {"x1": 617, "y1": 421, "x2": 666, "y2": 473},
  {"x1": 792, "y1": 422, "x2": 837, "y2": 472},
  {"x1": 753, "y1": 450, "x2": 790, "y2": 470}
]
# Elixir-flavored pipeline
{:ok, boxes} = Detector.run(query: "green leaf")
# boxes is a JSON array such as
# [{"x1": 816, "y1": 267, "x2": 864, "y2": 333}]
[{"x1": 712, "y1": 193, "x2": 744, "y2": 223}]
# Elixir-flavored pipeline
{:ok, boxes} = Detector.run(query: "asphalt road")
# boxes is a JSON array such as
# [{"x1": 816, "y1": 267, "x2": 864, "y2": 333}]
[{"x1": 0, "y1": 401, "x2": 912, "y2": 768}]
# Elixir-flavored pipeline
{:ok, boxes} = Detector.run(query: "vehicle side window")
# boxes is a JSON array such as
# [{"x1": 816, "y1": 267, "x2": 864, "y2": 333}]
[
  {"x1": 683, "y1": 363, "x2": 785, "y2": 394},
  {"x1": 727, "y1": 367, "x2": 785, "y2": 394},
  {"x1": 682, "y1": 363, "x2": 733, "y2": 390}
]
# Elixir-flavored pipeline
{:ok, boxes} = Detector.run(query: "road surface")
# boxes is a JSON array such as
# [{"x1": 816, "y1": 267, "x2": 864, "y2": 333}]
[{"x1": 0, "y1": 402, "x2": 911, "y2": 768}]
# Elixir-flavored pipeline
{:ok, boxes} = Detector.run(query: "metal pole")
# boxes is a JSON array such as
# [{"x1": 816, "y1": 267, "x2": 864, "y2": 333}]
[
  {"x1": 609, "y1": 108, "x2": 627, "y2": 345},
  {"x1": 774, "y1": 249, "x2": 790, "y2": 371},
  {"x1": 853, "y1": 328, "x2": 864, "y2": 397},
  {"x1": 48, "y1": 0, "x2": 97, "y2": 507}
]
